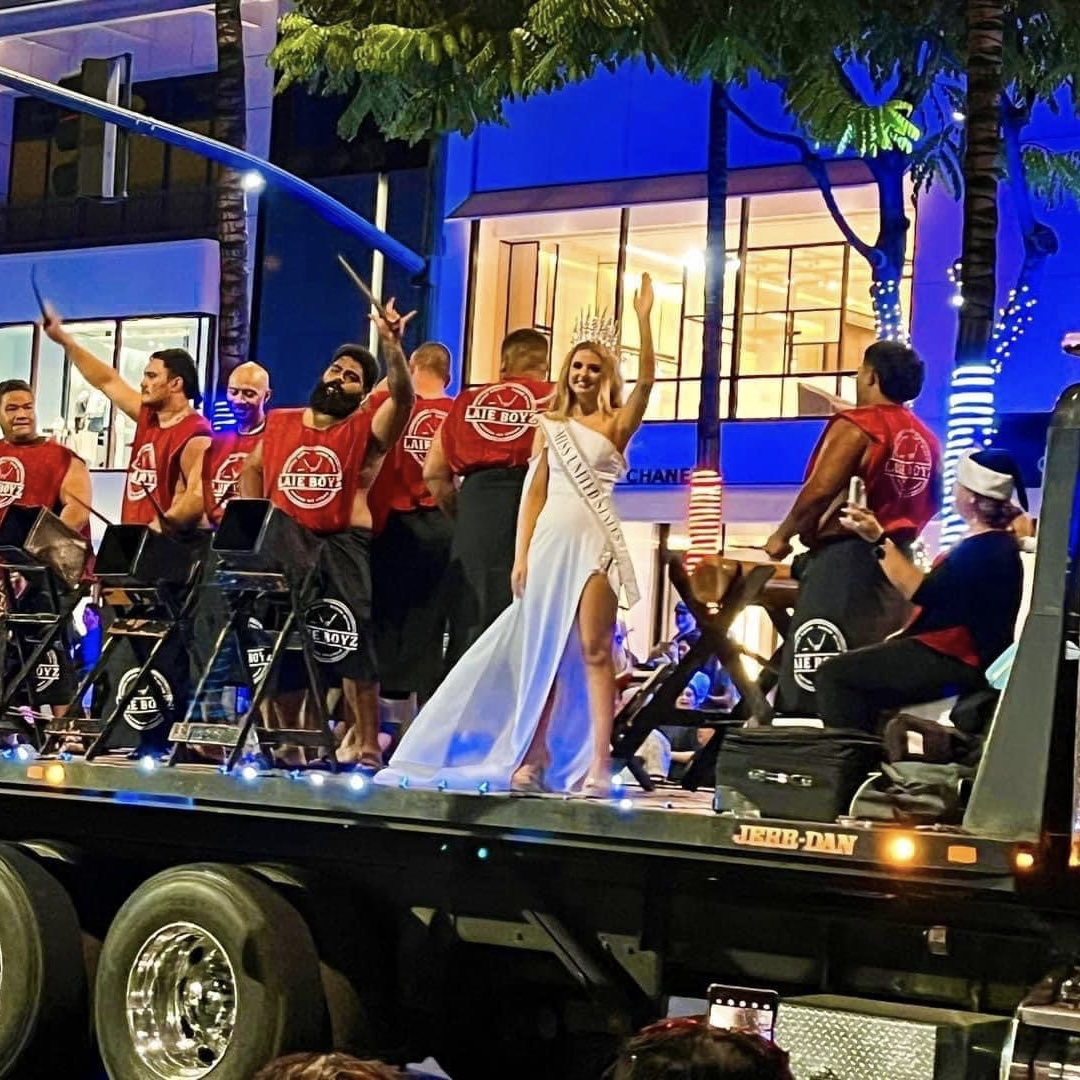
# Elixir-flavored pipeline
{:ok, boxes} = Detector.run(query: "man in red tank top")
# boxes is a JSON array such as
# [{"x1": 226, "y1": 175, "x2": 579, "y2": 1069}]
[
  {"x1": 365, "y1": 342, "x2": 455, "y2": 711},
  {"x1": 200, "y1": 362, "x2": 271, "y2": 527},
  {"x1": 0, "y1": 379, "x2": 93, "y2": 714},
  {"x1": 764, "y1": 341, "x2": 942, "y2": 716},
  {"x1": 42, "y1": 309, "x2": 211, "y2": 529},
  {"x1": 0, "y1": 380, "x2": 92, "y2": 531},
  {"x1": 423, "y1": 328, "x2": 552, "y2": 672},
  {"x1": 240, "y1": 305, "x2": 416, "y2": 768}
]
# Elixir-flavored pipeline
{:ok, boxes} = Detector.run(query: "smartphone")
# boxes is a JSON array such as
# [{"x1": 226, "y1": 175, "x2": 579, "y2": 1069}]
[
  {"x1": 707, "y1": 983, "x2": 779, "y2": 1042},
  {"x1": 848, "y1": 476, "x2": 867, "y2": 508}
]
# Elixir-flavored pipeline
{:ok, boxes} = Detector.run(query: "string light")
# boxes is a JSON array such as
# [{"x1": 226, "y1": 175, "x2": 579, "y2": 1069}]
[
  {"x1": 940, "y1": 275, "x2": 1033, "y2": 547},
  {"x1": 871, "y1": 279, "x2": 909, "y2": 343},
  {"x1": 685, "y1": 468, "x2": 723, "y2": 572}
]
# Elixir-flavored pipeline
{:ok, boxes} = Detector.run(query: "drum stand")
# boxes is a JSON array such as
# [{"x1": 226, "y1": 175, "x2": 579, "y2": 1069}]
[
  {"x1": 167, "y1": 499, "x2": 338, "y2": 771},
  {"x1": 0, "y1": 506, "x2": 90, "y2": 748},
  {"x1": 43, "y1": 524, "x2": 202, "y2": 758},
  {"x1": 610, "y1": 553, "x2": 794, "y2": 792}
]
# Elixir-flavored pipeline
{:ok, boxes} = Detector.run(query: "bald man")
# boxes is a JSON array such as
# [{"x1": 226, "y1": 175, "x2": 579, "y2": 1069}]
[{"x1": 201, "y1": 361, "x2": 271, "y2": 525}]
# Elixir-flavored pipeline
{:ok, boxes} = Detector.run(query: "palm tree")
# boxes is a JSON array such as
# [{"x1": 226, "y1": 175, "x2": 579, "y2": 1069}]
[
  {"x1": 954, "y1": 0, "x2": 1005, "y2": 368},
  {"x1": 939, "y1": 0, "x2": 1005, "y2": 546},
  {"x1": 699, "y1": 82, "x2": 728, "y2": 469},
  {"x1": 215, "y1": 0, "x2": 250, "y2": 390}
]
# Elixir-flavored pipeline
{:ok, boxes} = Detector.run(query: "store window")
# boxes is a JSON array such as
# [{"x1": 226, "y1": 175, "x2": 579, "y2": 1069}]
[
  {"x1": 465, "y1": 183, "x2": 913, "y2": 421},
  {"x1": 0, "y1": 325, "x2": 34, "y2": 385},
  {"x1": 32, "y1": 315, "x2": 211, "y2": 469},
  {"x1": 111, "y1": 317, "x2": 211, "y2": 468}
]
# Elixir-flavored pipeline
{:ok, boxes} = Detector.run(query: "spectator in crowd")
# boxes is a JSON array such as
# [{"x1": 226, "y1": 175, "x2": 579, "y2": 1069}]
[
  {"x1": 253, "y1": 1052, "x2": 404, "y2": 1079},
  {"x1": 608, "y1": 1017, "x2": 793, "y2": 1079}
]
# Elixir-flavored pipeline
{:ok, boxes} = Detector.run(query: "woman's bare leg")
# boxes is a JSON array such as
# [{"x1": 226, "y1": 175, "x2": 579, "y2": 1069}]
[
  {"x1": 577, "y1": 572, "x2": 618, "y2": 789},
  {"x1": 511, "y1": 682, "x2": 557, "y2": 790}
]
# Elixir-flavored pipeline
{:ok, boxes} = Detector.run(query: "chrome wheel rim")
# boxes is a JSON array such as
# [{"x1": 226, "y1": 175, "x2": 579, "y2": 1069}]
[{"x1": 125, "y1": 921, "x2": 237, "y2": 1079}]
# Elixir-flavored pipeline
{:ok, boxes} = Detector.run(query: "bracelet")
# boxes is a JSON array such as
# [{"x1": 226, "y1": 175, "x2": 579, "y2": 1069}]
[{"x1": 873, "y1": 538, "x2": 888, "y2": 560}]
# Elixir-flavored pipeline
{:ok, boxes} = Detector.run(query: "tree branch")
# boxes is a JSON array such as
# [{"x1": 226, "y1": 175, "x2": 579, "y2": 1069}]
[{"x1": 722, "y1": 88, "x2": 879, "y2": 266}]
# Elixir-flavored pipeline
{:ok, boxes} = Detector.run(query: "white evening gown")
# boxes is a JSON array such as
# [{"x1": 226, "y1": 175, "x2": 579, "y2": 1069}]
[{"x1": 374, "y1": 419, "x2": 629, "y2": 794}]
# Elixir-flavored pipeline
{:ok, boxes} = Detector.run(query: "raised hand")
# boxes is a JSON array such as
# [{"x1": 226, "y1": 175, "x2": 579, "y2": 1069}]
[
  {"x1": 370, "y1": 297, "x2": 416, "y2": 344},
  {"x1": 633, "y1": 272, "x2": 654, "y2": 319},
  {"x1": 40, "y1": 302, "x2": 66, "y2": 343}
]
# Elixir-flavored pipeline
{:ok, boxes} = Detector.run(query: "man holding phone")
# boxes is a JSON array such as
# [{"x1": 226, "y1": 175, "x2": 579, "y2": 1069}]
[{"x1": 764, "y1": 341, "x2": 941, "y2": 716}]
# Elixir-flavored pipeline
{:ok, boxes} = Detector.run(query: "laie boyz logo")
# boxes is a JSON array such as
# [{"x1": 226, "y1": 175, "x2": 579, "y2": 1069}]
[
  {"x1": 35, "y1": 648, "x2": 60, "y2": 693},
  {"x1": 304, "y1": 599, "x2": 358, "y2": 663},
  {"x1": 126, "y1": 443, "x2": 158, "y2": 501},
  {"x1": 464, "y1": 383, "x2": 538, "y2": 443},
  {"x1": 0, "y1": 456, "x2": 26, "y2": 507},
  {"x1": 792, "y1": 619, "x2": 847, "y2": 692},
  {"x1": 279, "y1": 447, "x2": 343, "y2": 510},
  {"x1": 116, "y1": 668, "x2": 174, "y2": 730},
  {"x1": 245, "y1": 618, "x2": 272, "y2": 684},
  {"x1": 885, "y1": 428, "x2": 933, "y2": 497},
  {"x1": 403, "y1": 409, "x2": 445, "y2": 466},
  {"x1": 211, "y1": 452, "x2": 248, "y2": 506}
]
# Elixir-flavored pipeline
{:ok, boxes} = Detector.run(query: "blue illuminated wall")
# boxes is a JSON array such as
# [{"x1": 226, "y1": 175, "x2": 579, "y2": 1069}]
[{"x1": 254, "y1": 171, "x2": 429, "y2": 407}]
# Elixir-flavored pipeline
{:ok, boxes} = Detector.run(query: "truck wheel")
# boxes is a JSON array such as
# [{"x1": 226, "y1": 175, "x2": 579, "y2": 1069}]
[
  {"x1": 0, "y1": 842, "x2": 88, "y2": 1078},
  {"x1": 246, "y1": 863, "x2": 395, "y2": 1056},
  {"x1": 94, "y1": 863, "x2": 325, "y2": 1080}
]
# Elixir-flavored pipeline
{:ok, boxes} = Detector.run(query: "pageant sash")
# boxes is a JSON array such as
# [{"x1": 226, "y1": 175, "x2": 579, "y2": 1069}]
[{"x1": 540, "y1": 417, "x2": 640, "y2": 608}]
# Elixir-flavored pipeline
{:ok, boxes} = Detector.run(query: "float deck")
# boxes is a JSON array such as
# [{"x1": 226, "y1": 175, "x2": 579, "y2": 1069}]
[{"x1": 0, "y1": 757, "x2": 1022, "y2": 891}]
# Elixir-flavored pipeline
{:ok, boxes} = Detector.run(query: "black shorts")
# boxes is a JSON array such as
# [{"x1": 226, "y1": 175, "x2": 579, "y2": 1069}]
[
  {"x1": 443, "y1": 466, "x2": 527, "y2": 671},
  {"x1": 776, "y1": 536, "x2": 912, "y2": 716},
  {"x1": 372, "y1": 507, "x2": 453, "y2": 698},
  {"x1": 6, "y1": 586, "x2": 79, "y2": 707},
  {"x1": 301, "y1": 527, "x2": 378, "y2": 685}
]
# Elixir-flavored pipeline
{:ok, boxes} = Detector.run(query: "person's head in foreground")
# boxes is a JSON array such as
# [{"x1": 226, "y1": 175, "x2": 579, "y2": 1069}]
[
  {"x1": 855, "y1": 340, "x2": 925, "y2": 407},
  {"x1": 252, "y1": 1051, "x2": 404, "y2": 1080},
  {"x1": 954, "y1": 448, "x2": 1027, "y2": 530},
  {"x1": 608, "y1": 1017, "x2": 793, "y2": 1080}
]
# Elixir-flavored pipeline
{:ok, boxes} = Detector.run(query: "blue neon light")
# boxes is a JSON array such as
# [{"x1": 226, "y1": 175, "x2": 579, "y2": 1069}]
[{"x1": 0, "y1": 66, "x2": 426, "y2": 276}]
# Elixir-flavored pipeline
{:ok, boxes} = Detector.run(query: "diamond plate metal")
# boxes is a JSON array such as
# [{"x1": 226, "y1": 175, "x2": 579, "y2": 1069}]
[{"x1": 776, "y1": 1002, "x2": 938, "y2": 1080}]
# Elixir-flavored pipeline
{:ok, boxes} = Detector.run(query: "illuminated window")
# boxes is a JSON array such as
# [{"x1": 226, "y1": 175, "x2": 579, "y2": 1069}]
[
  {"x1": 0, "y1": 325, "x2": 33, "y2": 384},
  {"x1": 465, "y1": 183, "x2": 914, "y2": 420}
]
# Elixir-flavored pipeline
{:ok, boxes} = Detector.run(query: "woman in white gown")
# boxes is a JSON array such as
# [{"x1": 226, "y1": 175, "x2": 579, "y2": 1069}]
[{"x1": 375, "y1": 274, "x2": 656, "y2": 796}]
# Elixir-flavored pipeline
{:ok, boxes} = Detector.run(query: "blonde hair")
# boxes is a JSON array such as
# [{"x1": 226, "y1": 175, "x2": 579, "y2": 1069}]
[{"x1": 546, "y1": 341, "x2": 623, "y2": 421}]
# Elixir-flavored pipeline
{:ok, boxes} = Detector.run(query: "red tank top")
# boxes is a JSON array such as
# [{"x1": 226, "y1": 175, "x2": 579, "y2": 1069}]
[
  {"x1": 366, "y1": 392, "x2": 453, "y2": 532},
  {"x1": 202, "y1": 426, "x2": 265, "y2": 527},
  {"x1": 808, "y1": 403, "x2": 941, "y2": 541},
  {"x1": 122, "y1": 406, "x2": 212, "y2": 525},
  {"x1": 0, "y1": 438, "x2": 78, "y2": 516},
  {"x1": 261, "y1": 407, "x2": 374, "y2": 535},
  {"x1": 440, "y1": 376, "x2": 553, "y2": 475}
]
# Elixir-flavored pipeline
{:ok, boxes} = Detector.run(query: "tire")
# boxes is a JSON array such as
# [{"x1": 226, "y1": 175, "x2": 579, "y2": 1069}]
[
  {"x1": 95, "y1": 863, "x2": 325, "y2": 1080},
  {"x1": 245, "y1": 863, "x2": 395, "y2": 1056},
  {"x1": 0, "y1": 842, "x2": 88, "y2": 1078}
]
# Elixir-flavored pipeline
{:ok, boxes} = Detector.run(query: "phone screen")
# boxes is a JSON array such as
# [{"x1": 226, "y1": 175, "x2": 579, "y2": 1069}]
[{"x1": 706, "y1": 984, "x2": 778, "y2": 1042}]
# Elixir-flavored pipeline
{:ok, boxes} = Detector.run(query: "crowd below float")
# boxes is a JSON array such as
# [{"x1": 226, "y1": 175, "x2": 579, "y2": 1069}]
[{"x1": 0, "y1": 278, "x2": 1035, "y2": 821}]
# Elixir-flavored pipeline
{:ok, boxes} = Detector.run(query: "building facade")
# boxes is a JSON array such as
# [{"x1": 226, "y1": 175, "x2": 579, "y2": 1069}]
[{"x1": 1, "y1": 4, "x2": 1078, "y2": 652}]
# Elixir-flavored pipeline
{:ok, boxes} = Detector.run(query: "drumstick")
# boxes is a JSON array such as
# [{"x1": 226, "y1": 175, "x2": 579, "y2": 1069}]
[
  {"x1": 66, "y1": 490, "x2": 114, "y2": 528},
  {"x1": 30, "y1": 265, "x2": 48, "y2": 320},
  {"x1": 134, "y1": 480, "x2": 174, "y2": 533},
  {"x1": 336, "y1": 253, "x2": 387, "y2": 320}
]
